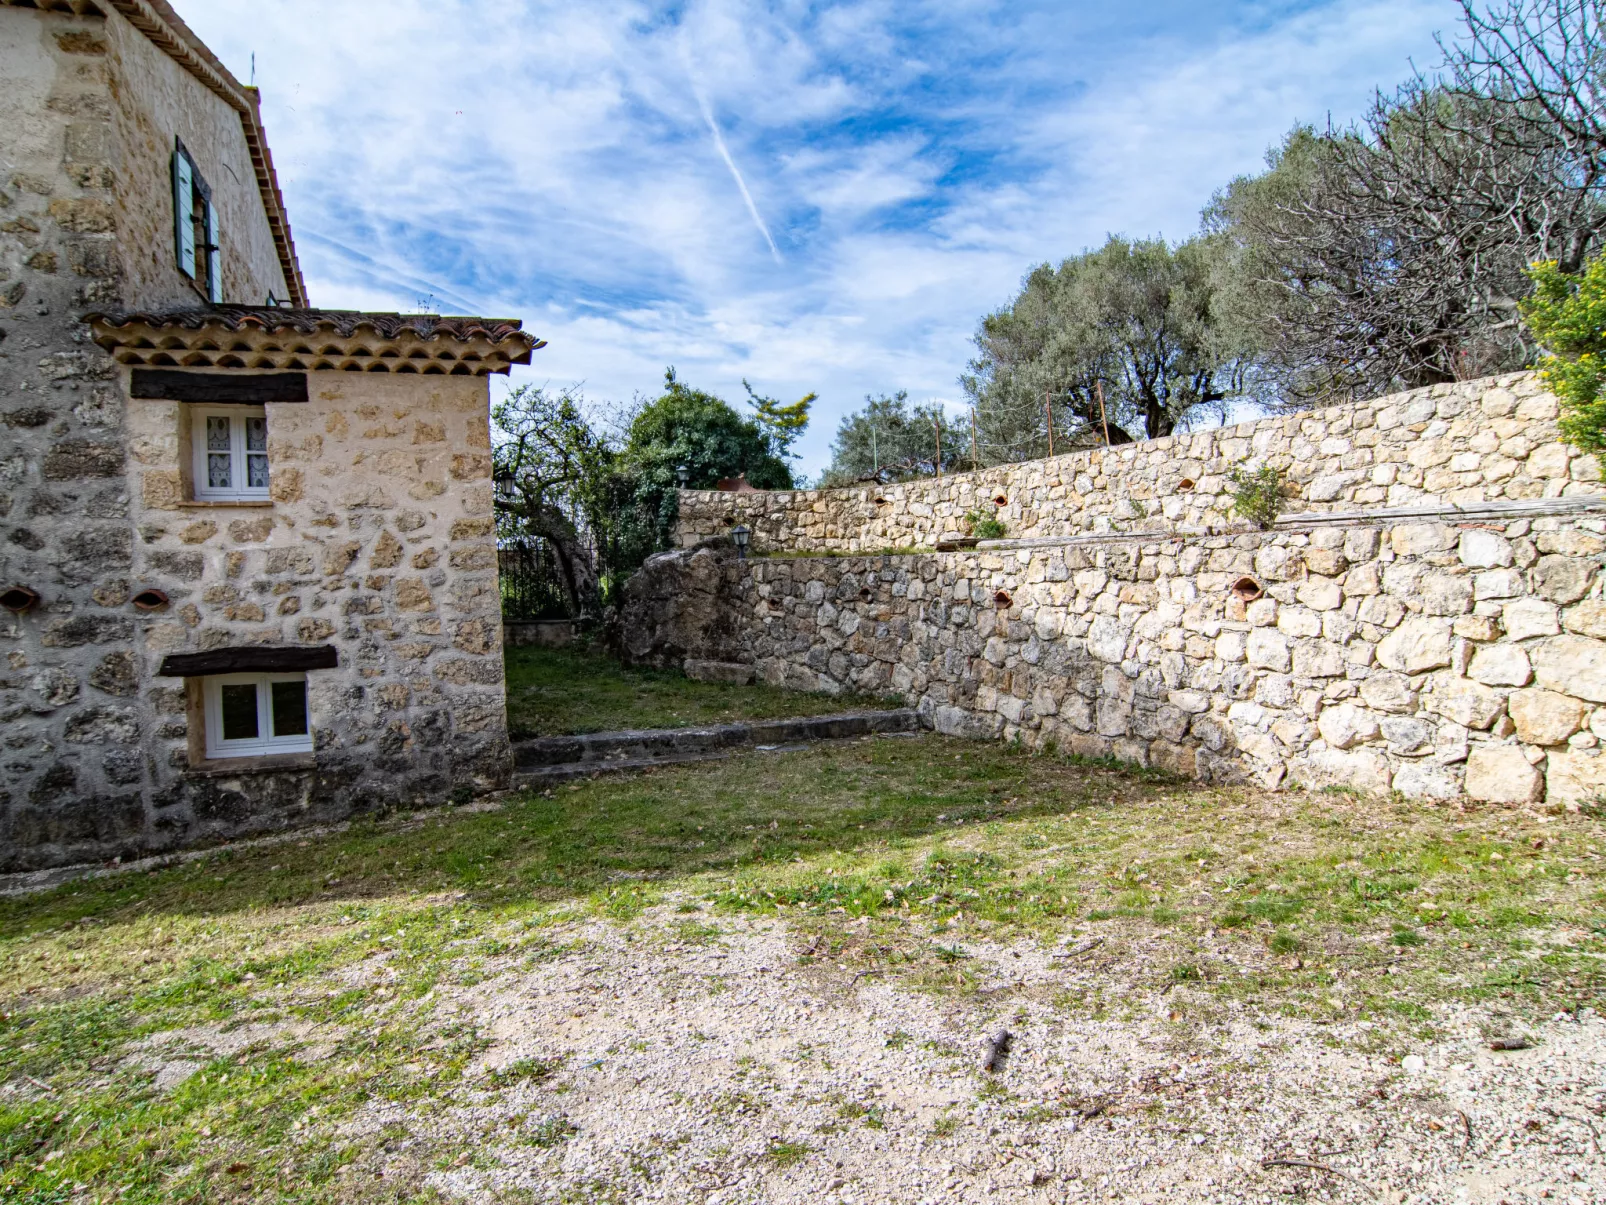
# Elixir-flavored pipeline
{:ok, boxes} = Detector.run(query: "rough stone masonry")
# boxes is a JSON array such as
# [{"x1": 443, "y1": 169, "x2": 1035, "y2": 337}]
[{"x1": 638, "y1": 374, "x2": 1606, "y2": 808}]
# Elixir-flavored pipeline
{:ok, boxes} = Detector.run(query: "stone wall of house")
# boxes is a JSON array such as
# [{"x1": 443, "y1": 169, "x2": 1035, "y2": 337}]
[
  {"x1": 98, "y1": 3, "x2": 292, "y2": 308},
  {"x1": 636, "y1": 501, "x2": 1606, "y2": 808},
  {"x1": 3, "y1": 5, "x2": 145, "y2": 870},
  {"x1": 121, "y1": 371, "x2": 510, "y2": 855},
  {"x1": 675, "y1": 374, "x2": 1601, "y2": 553},
  {"x1": 0, "y1": 7, "x2": 504, "y2": 871}
]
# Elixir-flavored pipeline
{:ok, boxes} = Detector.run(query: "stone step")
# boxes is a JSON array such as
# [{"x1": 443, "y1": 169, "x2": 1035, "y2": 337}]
[{"x1": 510, "y1": 708, "x2": 923, "y2": 783}]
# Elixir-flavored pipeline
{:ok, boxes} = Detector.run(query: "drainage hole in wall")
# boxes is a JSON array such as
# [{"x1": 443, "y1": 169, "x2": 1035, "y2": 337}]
[
  {"x1": 132, "y1": 588, "x2": 170, "y2": 611},
  {"x1": 1231, "y1": 576, "x2": 1263, "y2": 602},
  {"x1": 0, "y1": 585, "x2": 39, "y2": 613},
  {"x1": 993, "y1": 495, "x2": 1008, "y2": 507},
  {"x1": 1177, "y1": 478, "x2": 1195, "y2": 492},
  {"x1": 994, "y1": 590, "x2": 1012, "y2": 608}
]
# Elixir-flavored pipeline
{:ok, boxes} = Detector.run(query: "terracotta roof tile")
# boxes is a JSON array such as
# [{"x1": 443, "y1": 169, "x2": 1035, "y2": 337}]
[{"x1": 85, "y1": 307, "x2": 544, "y2": 376}]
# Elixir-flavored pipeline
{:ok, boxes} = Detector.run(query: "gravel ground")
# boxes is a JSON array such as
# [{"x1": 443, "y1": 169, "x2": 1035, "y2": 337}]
[{"x1": 378, "y1": 905, "x2": 1605, "y2": 1205}]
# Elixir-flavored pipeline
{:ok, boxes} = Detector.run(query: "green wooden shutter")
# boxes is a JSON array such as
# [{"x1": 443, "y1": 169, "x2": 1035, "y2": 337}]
[
  {"x1": 205, "y1": 198, "x2": 222, "y2": 303},
  {"x1": 172, "y1": 147, "x2": 195, "y2": 278}
]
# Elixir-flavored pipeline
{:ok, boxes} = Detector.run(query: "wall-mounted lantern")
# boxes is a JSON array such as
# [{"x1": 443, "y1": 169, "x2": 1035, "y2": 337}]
[
  {"x1": 731, "y1": 524, "x2": 751, "y2": 559},
  {"x1": 1, "y1": 585, "x2": 39, "y2": 613},
  {"x1": 676, "y1": 464, "x2": 690, "y2": 488}
]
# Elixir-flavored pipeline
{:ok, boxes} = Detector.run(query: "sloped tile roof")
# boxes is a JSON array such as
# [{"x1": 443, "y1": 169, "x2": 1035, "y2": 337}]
[{"x1": 85, "y1": 307, "x2": 544, "y2": 376}]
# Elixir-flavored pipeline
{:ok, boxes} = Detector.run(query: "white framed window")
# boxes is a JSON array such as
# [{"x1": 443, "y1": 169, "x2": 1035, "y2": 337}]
[
  {"x1": 202, "y1": 673, "x2": 312, "y2": 759},
  {"x1": 192, "y1": 405, "x2": 270, "y2": 500}
]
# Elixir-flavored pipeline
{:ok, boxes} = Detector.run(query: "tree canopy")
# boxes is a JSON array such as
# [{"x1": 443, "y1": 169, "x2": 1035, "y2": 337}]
[
  {"x1": 818, "y1": 391, "x2": 967, "y2": 486},
  {"x1": 1208, "y1": 1, "x2": 1606, "y2": 405},
  {"x1": 962, "y1": 235, "x2": 1255, "y2": 463},
  {"x1": 492, "y1": 371, "x2": 809, "y2": 610}
]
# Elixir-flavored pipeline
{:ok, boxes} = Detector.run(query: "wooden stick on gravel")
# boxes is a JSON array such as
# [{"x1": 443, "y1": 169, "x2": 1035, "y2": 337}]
[
  {"x1": 1457, "y1": 1109, "x2": 1473, "y2": 1157},
  {"x1": 983, "y1": 1030, "x2": 1012, "y2": 1072},
  {"x1": 1052, "y1": 937, "x2": 1103, "y2": 959}
]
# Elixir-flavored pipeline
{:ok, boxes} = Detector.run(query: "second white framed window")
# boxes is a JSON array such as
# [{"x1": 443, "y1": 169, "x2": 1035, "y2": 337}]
[
  {"x1": 202, "y1": 672, "x2": 312, "y2": 759},
  {"x1": 192, "y1": 405, "x2": 270, "y2": 501}
]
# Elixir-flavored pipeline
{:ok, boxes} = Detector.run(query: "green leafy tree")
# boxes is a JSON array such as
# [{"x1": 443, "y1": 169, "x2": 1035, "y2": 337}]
[
  {"x1": 818, "y1": 391, "x2": 966, "y2": 486},
  {"x1": 743, "y1": 379, "x2": 816, "y2": 463},
  {"x1": 1522, "y1": 255, "x2": 1606, "y2": 450},
  {"x1": 962, "y1": 235, "x2": 1255, "y2": 463},
  {"x1": 615, "y1": 368, "x2": 798, "y2": 555}
]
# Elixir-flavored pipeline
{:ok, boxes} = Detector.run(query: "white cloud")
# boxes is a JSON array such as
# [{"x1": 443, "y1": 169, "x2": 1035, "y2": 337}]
[{"x1": 175, "y1": 0, "x2": 1457, "y2": 476}]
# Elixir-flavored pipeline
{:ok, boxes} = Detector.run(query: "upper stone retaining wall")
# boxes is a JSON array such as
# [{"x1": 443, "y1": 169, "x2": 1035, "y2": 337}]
[{"x1": 675, "y1": 373, "x2": 1601, "y2": 553}]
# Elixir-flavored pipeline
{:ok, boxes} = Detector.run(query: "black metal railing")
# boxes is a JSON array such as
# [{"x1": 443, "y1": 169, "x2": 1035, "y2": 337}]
[{"x1": 498, "y1": 539, "x2": 574, "y2": 621}]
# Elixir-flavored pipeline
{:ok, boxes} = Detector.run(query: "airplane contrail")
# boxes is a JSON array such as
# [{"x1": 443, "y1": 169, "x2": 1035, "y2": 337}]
[{"x1": 695, "y1": 90, "x2": 782, "y2": 264}]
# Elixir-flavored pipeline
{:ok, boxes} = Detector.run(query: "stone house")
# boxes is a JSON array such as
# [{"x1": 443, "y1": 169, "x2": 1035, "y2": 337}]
[{"x1": 1, "y1": 0, "x2": 541, "y2": 870}]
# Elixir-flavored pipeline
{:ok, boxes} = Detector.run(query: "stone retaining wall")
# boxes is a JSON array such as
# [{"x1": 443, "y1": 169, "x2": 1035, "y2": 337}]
[
  {"x1": 675, "y1": 374, "x2": 1601, "y2": 553},
  {"x1": 630, "y1": 499, "x2": 1606, "y2": 808}
]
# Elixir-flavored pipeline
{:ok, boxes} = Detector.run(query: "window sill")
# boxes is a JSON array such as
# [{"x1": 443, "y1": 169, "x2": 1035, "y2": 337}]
[
  {"x1": 179, "y1": 500, "x2": 274, "y2": 508},
  {"x1": 187, "y1": 751, "x2": 317, "y2": 778}
]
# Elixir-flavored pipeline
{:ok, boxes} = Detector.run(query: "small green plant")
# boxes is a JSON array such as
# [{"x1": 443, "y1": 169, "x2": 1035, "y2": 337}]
[
  {"x1": 1391, "y1": 926, "x2": 1425, "y2": 947},
  {"x1": 1268, "y1": 931, "x2": 1302, "y2": 955},
  {"x1": 489, "y1": 1056, "x2": 564, "y2": 1087},
  {"x1": 930, "y1": 1114, "x2": 960, "y2": 1138},
  {"x1": 765, "y1": 1140, "x2": 810, "y2": 1168},
  {"x1": 1522, "y1": 255, "x2": 1606, "y2": 450},
  {"x1": 964, "y1": 509, "x2": 1007, "y2": 540},
  {"x1": 525, "y1": 1114, "x2": 578, "y2": 1147},
  {"x1": 1169, "y1": 962, "x2": 1202, "y2": 983},
  {"x1": 933, "y1": 944, "x2": 969, "y2": 963},
  {"x1": 1229, "y1": 465, "x2": 1287, "y2": 529}
]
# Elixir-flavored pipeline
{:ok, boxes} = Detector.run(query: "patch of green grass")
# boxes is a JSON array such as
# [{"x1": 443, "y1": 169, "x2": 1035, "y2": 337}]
[
  {"x1": 525, "y1": 1114, "x2": 579, "y2": 1148},
  {"x1": 1269, "y1": 931, "x2": 1302, "y2": 955},
  {"x1": 764, "y1": 1140, "x2": 811, "y2": 1167},
  {"x1": 489, "y1": 1055, "x2": 565, "y2": 1087},
  {"x1": 1, "y1": 737, "x2": 1602, "y2": 1203},
  {"x1": 929, "y1": 1114, "x2": 960, "y2": 1138},
  {"x1": 504, "y1": 642, "x2": 898, "y2": 737}
]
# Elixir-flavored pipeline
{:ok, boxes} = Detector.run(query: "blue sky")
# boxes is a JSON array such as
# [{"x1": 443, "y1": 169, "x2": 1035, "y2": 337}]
[{"x1": 178, "y1": 0, "x2": 1459, "y2": 479}]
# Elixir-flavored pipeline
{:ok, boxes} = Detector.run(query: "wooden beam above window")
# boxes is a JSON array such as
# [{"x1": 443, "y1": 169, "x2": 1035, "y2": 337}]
[
  {"x1": 131, "y1": 369, "x2": 309, "y2": 403},
  {"x1": 157, "y1": 645, "x2": 338, "y2": 677}
]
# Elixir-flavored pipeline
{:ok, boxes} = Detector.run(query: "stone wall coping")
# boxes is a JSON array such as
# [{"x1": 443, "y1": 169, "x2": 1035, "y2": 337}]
[{"x1": 973, "y1": 495, "x2": 1606, "y2": 552}]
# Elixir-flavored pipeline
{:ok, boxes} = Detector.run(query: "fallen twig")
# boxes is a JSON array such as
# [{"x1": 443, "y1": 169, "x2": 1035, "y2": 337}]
[
  {"x1": 24, "y1": 1075, "x2": 53, "y2": 1094},
  {"x1": 1457, "y1": 1109, "x2": 1473, "y2": 1157},
  {"x1": 1489, "y1": 1037, "x2": 1530, "y2": 1051},
  {"x1": 1052, "y1": 937, "x2": 1104, "y2": 959},
  {"x1": 797, "y1": 933, "x2": 821, "y2": 958},
  {"x1": 983, "y1": 1029, "x2": 1012, "y2": 1072},
  {"x1": 851, "y1": 968, "x2": 883, "y2": 985},
  {"x1": 1261, "y1": 1157, "x2": 1378, "y2": 1198}
]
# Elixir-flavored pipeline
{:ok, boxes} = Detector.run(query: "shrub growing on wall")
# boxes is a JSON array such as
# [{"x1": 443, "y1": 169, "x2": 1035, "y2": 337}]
[
  {"x1": 1229, "y1": 465, "x2": 1287, "y2": 530},
  {"x1": 1521, "y1": 255, "x2": 1606, "y2": 452}
]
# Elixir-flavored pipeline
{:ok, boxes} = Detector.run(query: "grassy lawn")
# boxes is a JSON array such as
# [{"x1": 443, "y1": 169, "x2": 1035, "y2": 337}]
[
  {"x1": 503, "y1": 643, "x2": 897, "y2": 737},
  {"x1": 1, "y1": 736, "x2": 1602, "y2": 1203}
]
